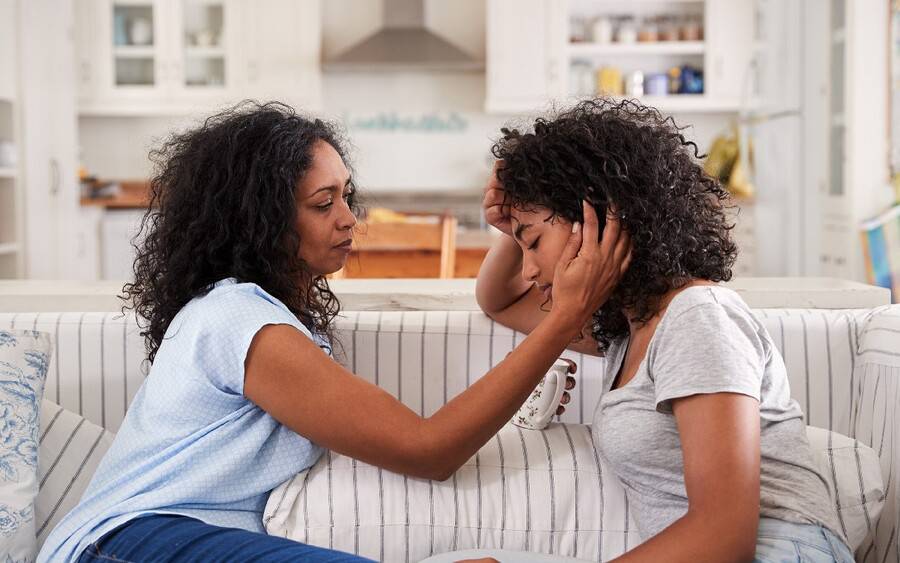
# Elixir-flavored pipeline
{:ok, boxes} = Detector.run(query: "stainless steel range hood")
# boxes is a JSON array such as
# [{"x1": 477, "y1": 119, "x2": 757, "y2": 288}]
[{"x1": 323, "y1": 0, "x2": 483, "y2": 72}]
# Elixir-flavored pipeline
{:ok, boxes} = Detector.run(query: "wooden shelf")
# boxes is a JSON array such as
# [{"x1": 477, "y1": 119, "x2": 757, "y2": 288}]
[
  {"x1": 568, "y1": 41, "x2": 705, "y2": 57},
  {"x1": 0, "y1": 243, "x2": 19, "y2": 256},
  {"x1": 0, "y1": 168, "x2": 15, "y2": 179},
  {"x1": 565, "y1": 94, "x2": 740, "y2": 113}
]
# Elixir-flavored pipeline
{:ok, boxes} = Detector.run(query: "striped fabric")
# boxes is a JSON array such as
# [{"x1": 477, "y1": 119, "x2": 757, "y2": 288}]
[
  {"x1": 265, "y1": 423, "x2": 639, "y2": 563},
  {"x1": 0, "y1": 306, "x2": 896, "y2": 560},
  {"x1": 264, "y1": 424, "x2": 882, "y2": 562},
  {"x1": 0, "y1": 313, "x2": 146, "y2": 433},
  {"x1": 35, "y1": 400, "x2": 114, "y2": 548}
]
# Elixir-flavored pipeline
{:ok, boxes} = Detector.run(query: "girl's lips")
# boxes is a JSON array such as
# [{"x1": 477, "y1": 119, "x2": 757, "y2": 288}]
[{"x1": 540, "y1": 284, "x2": 552, "y2": 300}]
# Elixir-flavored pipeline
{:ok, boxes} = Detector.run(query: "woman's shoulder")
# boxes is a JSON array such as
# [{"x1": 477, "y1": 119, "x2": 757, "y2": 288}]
[
  {"x1": 189, "y1": 278, "x2": 292, "y2": 314},
  {"x1": 665, "y1": 284, "x2": 751, "y2": 319},
  {"x1": 659, "y1": 284, "x2": 763, "y2": 340},
  {"x1": 169, "y1": 278, "x2": 309, "y2": 338}
]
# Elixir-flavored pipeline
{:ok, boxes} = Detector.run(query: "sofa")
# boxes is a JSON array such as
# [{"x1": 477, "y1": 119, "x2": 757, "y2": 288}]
[{"x1": 0, "y1": 300, "x2": 898, "y2": 562}]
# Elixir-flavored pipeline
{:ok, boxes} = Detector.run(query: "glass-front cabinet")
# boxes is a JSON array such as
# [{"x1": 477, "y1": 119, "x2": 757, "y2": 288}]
[
  {"x1": 83, "y1": 0, "x2": 239, "y2": 112},
  {"x1": 77, "y1": 0, "x2": 321, "y2": 114},
  {"x1": 110, "y1": 2, "x2": 159, "y2": 89},
  {"x1": 176, "y1": 0, "x2": 235, "y2": 94}
]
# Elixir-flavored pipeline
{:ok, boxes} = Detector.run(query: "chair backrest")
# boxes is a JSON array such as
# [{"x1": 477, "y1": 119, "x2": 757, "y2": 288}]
[{"x1": 334, "y1": 212, "x2": 458, "y2": 279}]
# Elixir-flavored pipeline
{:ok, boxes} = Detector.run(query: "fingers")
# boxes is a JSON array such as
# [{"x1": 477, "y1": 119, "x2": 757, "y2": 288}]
[
  {"x1": 557, "y1": 217, "x2": 583, "y2": 266},
  {"x1": 556, "y1": 405, "x2": 566, "y2": 416},
  {"x1": 599, "y1": 206, "x2": 622, "y2": 259},
  {"x1": 620, "y1": 247, "x2": 633, "y2": 276},
  {"x1": 580, "y1": 200, "x2": 602, "y2": 256},
  {"x1": 561, "y1": 391, "x2": 570, "y2": 405},
  {"x1": 565, "y1": 375, "x2": 576, "y2": 389},
  {"x1": 560, "y1": 358, "x2": 577, "y2": 374}
]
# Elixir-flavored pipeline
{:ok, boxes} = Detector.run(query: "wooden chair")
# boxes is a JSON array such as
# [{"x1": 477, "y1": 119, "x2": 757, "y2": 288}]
[{"x1": 330, "y1": 211, "x2": 458, "y2": 279}]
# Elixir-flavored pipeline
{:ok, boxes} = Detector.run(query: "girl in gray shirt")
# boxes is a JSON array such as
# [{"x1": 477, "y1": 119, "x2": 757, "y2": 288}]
[{"x1": 466, "y1": 98, "x2": 853, "y2": 563}]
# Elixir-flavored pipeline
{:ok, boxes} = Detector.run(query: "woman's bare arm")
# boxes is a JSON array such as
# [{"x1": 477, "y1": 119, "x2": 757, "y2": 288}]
[
  {"x1": 610, "y1": 393, "x2": 762, "y2": 563},
  {"x1": 246, "y1": 204, "x2": 628, "y2": 481}
]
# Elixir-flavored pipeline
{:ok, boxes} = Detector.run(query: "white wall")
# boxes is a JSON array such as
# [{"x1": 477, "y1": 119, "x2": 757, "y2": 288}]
[{"x1": 79, "y1": 80, "x2": 730, "y2": 193}]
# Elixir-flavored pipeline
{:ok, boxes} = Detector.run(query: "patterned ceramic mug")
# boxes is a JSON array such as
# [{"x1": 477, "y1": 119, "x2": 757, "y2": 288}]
[{"x1": 511, "y1": 358, "x2": 572, "y2": 430}]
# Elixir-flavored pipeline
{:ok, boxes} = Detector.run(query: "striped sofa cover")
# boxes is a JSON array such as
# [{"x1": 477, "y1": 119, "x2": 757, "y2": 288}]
[{"x1": 0, "y1": 306, "x2": 897, "y2": 562}]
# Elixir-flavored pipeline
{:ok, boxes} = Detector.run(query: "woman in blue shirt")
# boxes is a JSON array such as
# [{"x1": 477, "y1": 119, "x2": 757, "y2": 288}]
[{"x1": 36, "y1": 101, "x2": 631, "y2": 563}]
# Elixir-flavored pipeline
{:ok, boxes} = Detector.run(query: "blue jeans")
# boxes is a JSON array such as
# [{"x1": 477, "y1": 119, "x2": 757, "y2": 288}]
[
  {"x1": 420, "y1": 518, "x2": 854, "y2": 563},
  {"x1": 77, "y1": 514, "x2": 374, "y2": 563},
  {"x1": 754, "y1": 517, "x2": 854, "y2": 563}
]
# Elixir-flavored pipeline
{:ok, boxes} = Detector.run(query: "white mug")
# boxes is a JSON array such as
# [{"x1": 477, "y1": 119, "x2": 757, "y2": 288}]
[{"x1": 511, "y1": 358, "x2": 571, "y2": 430}]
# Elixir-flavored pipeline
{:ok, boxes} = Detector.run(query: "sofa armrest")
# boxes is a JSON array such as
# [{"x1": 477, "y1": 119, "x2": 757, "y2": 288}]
[{"x1": 850, "y1": 306, "x2": 900, "y2": 562}]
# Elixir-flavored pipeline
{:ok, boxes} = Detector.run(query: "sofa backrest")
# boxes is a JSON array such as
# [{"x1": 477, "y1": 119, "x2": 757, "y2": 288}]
[
  {"x1": 1, "y1": 306, "x2": 897, "y2": 561},
  {"x1": 0, "y1": 308, "x2": 874, "y2": 435}
]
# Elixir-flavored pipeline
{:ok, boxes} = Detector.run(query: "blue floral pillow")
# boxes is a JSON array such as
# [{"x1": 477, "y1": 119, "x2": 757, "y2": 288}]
[{"x1": 0, "y1": 330, "x2": 51, "y2": 563}]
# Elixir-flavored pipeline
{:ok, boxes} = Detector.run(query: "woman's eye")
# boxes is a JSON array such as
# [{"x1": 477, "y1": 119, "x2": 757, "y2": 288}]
[
  {"x1": 528, "y1": 238, "x2": 540, "y2": 251},
  {"x1": 317, "y1": 200, "x2": 333, "y2": 210}
]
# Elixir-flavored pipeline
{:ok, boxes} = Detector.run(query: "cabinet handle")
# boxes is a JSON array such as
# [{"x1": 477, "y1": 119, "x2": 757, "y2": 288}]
[
  {"x1": 49, "y1": 158, "x2": 60, "y2": 196},
  {"x1": 248, "y1": 61, "x2": 259, "y2": 82},
  {"x1": 81, "y1": 61, "x2": 91, "y2": 83}
]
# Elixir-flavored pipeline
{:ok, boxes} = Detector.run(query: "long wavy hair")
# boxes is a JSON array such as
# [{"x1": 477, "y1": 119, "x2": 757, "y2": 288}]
[
  {"x1": 492, "y1": 98, "x2": 738, "y2": 352},
  {"x1": 122, "y1": 101, "x2": 359, "y2": 363}
]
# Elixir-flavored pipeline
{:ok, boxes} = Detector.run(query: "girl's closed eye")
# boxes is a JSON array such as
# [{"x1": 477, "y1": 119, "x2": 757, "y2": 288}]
[{"x1": 528, "y1": 237, "x2": 540, "y2": 251}]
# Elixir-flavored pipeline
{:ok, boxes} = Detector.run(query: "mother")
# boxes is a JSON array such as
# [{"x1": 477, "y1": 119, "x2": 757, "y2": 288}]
[{"x1": 36, "y1": 101, "x2": 629, "y2": 563}]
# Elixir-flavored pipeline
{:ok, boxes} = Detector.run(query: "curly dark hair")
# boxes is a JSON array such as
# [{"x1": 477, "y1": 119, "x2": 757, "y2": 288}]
[
  {"x1": 121, "y1": 101, "x2": 360, "y2": 363},
  {"x1": 491, "y1": 98, "x2": 738, "y2": 352}
]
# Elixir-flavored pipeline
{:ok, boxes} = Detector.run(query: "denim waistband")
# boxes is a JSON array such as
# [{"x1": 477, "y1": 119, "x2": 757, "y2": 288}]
[{"x1": 757, "y1": 517, "x2": 852, "y2": 560}]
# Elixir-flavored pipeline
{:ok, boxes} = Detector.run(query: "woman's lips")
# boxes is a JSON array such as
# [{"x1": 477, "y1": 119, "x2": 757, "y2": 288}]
[{"x1": 539, "y1": 284, "x2": 552, "y2": 300}]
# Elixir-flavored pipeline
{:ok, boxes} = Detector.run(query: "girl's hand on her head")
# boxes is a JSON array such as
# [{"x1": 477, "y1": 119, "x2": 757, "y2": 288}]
[
  {"x1": 550, "y1": 201, "x2": 632, "y2": 328},
  {"x1": 482, "y1": 160, "x2": 512, "y2": 237}
]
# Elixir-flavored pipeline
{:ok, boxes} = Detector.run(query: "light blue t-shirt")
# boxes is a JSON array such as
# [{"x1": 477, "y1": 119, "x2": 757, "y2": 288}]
[{"x1": 37, "y1": 279, "x2": 327, "y2": 562}]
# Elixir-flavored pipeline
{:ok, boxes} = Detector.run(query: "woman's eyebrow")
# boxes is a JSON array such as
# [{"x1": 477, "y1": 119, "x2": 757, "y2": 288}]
[
  {"x1": 309, "y1": 178, "x2": 353, "y2": 198},
  {"x1": 513, "y1": 222, "x2": 533, "y2": 242}
]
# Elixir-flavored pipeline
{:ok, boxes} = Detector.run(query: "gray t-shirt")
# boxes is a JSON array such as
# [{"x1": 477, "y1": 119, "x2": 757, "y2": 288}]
[{"x1": 591, "y1": 285, "x2": 843, "y2": 542}]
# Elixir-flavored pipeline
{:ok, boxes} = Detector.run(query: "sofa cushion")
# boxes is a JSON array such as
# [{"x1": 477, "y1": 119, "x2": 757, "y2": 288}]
[
  {"x1": 264, "y1": 423, "x2": 884, "y2": 562},
  {"x1": 35, "y1": 401, "x2": 114, "y2": 549},
  {"x1": 806, "y1": 426, "x2": 884, "y2": 549},
  {"x1": 0, "y1": 329, "x2": 51, "y2": 562}
]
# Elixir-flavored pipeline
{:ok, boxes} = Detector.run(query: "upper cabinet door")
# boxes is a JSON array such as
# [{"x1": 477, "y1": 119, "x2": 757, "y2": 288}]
[
  {"x1": 170, "y1": 0, "x2": 240, "y2": 102},
  {"x1": 703, "y1": 0, "x2": 754, "y2": 103},
  {"x1": 76, "y1": 0, "x2": 322, "y2": 114},
  {"x1": 240, "y1": 0, "x2": 322, "y2": 111},
  {"x1": 485, "y1": 0, "x2": 565, "y2": 114},
  {"x1": 98, "y1": 0, "x2": 170, "y2": 101}
]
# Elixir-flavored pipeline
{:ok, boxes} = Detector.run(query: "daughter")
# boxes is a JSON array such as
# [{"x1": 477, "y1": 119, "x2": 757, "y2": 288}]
[{"x1": 436, "y1": 98, "x2": 852, "y2": 563}]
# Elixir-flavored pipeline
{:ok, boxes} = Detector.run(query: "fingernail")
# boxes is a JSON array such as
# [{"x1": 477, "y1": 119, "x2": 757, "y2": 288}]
[{"x1": 572, "y1": 222, "x2": 580, "y2": 233}]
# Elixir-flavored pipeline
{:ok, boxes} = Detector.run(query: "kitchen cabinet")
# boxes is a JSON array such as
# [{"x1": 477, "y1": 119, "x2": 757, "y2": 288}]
[
  {"x1": 76, "y1": 0, "x2": 321, "y2": 115},
  {"x1": 750, "y1": 0, "x2": 892, "y2": 280},
  {"x1": 485, "y1": 0, "x2": 565, "y2": 114},
  {"x1": 485, "y1": 0, "x2": 755, "y2": 114},
  {"x1": 16, "y1": 0, "x2": 85, "y2": 279}
]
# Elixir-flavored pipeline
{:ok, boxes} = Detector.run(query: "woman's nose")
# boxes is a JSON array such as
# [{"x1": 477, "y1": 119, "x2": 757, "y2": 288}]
[
  {"x1": 521, "y1": 256, "x2": 540, "y2": 282},
  {"x1": 337, "y1": 201, "x2": 357, "y2": 230}
]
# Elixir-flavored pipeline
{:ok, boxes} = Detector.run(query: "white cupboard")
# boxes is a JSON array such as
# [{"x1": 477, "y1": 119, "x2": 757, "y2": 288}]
[
  {"x1": 486, "y1": 0, "x2": 756, "y2": 115},
  {"x1": 76, "y1": 0, "x2": 322, "y2": 115},
  {"x1": 485, "y1": 0, "x2": 565, "y2": 114}
]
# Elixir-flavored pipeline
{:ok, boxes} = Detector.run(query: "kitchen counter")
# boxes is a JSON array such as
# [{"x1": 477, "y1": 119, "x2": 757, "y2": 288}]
[
  {"x1": 80, "y1": 180, "x2": 151, "y2": 208},
  {"x1": 0, "y1": 278, "x2": 890, "y2": 313}
]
